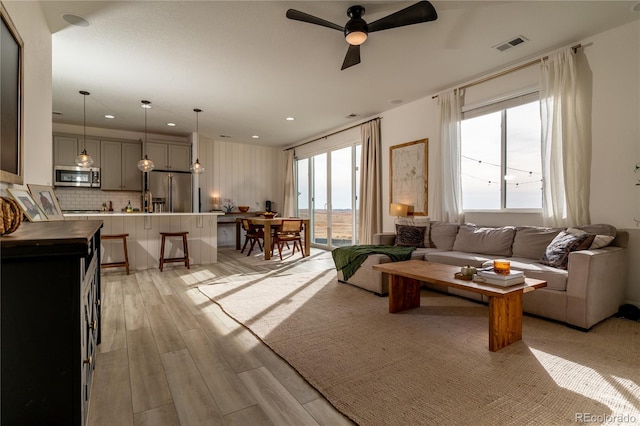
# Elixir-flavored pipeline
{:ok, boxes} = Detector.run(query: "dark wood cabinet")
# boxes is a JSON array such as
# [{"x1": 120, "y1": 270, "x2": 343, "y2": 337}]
[{"x1": 1, "y1": 220, "x2": 102, "y2": 426}]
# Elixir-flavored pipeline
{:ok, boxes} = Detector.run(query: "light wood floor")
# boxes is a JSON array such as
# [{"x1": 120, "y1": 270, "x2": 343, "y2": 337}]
[{"x1": 88, "y1": 246, "x2": 353, "y2": 426}]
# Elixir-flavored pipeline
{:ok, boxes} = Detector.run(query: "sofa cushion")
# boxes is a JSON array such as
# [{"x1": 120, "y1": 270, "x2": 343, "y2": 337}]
[
  {"x1": 452, "y1": 224, "x2": 515, "y2": 257},
  {"x1": 426, "y1": 250, "x2": 497, "y2": 268},
  {"x1": 540, "y1": 230, "x2": 595, "y2": 270},
  {"x1": 590, "y1": 234, "x2": 615, "y2": 249},
  {"x1": 395, "y1": 217, "x2": 431, "y2": 247},
  {"x1": 395, "y1": 224, "x2": 426, "y2": 247},
  {"x1": 429, "y1": 222, "x2": 459, "y2": 251},
  {"x1": 574, "y1": 223, "x2": 616, "y2": 237},
  {"x1": 512, "y1": 226, "x2": 563, "y2": 260}
]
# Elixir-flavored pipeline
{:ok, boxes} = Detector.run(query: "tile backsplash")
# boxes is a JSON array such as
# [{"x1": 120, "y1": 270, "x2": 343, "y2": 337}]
[{"x1": 55, "y1": 187, "x2": 142, "y2": 211}]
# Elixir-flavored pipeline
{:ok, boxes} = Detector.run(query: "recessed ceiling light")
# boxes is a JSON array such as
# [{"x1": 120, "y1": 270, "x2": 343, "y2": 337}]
[
  {"x1": 104, "y1": 114, "x2": 115, "y2": 119},
  {"x1": 52, "y1": 111, "x2": 63, "y2": 116},
  {"x1": 252, "y1": 135, "x2": 260, "y2": 139},
  {"x1": 390, "y1": 99, "x2": 403, "y2": 104},
  {"x1": 219, "y1": 134, "x2": 231, "y2": 138},
  {"x1": 285, "y1": 117, "x2": 295, "y2": 121},
  {"x1": 62, "y1": 13, "x2": 90, "y2": 27},
  {"x1": 167, "y1": 122, "x2": 176, "y2": 127},
  {"x1": 345, "y1": 113, "x2": 358, "y2": 118}
]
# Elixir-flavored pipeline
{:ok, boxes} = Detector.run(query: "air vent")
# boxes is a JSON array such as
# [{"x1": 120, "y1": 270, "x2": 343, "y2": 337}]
[
  {"x1": 219, "y1": 134, "x2": 231, "y2": 138},
  {"x1": 52, "y1": 111, "x2": 63, "y2": 116},
  {"x1": 493, "y1": 35, "x2": 528, "y2": 52}
]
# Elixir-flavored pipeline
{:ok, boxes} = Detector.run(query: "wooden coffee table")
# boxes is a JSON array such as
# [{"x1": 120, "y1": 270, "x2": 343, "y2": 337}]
[{"x1": 371, "y1": 260, "x2": 547, "y2": 351}]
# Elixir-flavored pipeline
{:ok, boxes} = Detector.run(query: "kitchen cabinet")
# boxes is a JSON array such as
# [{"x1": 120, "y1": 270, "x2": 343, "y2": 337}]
[
  {"x1": 101, "y1": 140, "x2": 142, "y2": 190},
  {"x1": 146, "y1": 141, "x2": 191, "y2": 171},
  {"x1": 54, "y1": 135, "x2": 101, "y2": 167},
  {"x1": 1, "y1": 221, "x2": 102, "y2": 426}
]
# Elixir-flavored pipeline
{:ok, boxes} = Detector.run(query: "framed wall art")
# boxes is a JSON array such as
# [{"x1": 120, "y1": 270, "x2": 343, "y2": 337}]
[
  {"x1": 28, "y1": 184, "x2": 65, "y2": 220},
  {"x1": 7, "y1": 188, "x2": 48, "y2": 222},
  {"x1": 0, "y1": 4, "x2": 24, "y2": 185},
  {"x1": 390, "y1": 139, "x2": 428, "y2": 216}
]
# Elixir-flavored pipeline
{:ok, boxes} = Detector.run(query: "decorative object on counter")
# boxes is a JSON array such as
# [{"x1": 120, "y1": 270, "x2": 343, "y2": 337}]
[
  {"x1": 223, "y1": 198, "x2": 235, "y2": 213},
  {"x1": 211, "y1": 196, "x2": 221, "y2": 211},
  {"x1": 27, "y1": 184, "x2": 65, "y2": 220},
  {"x1": 143, "y1": 189, "x2": 153, "y2": 212},
  {"x1": 7, "y1": 188, "x2": 48, "y2": 222},
  {"x1": 190, "y1": 108, "x2": 204, "y2": 174},
  {"x1": 137, "y1": 100, "x2": 155, "y2": 172},
  {"x1": 109, "y1": 200, "x2": 113, "y2": 211},
  {"x1": 238, "y1": 206, "x2": 250, "y2": 212},
  {"x1": 75, "y1": 90, "x2": 94, "y2": 167},
  {"x1": 0, "y1": 196, "x2": 22, "y2": 235},
  {"x1": 126, "y1": 200, "x2": 133, "y2": 213}
]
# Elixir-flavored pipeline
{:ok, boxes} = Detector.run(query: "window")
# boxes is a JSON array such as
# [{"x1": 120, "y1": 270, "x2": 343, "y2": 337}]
[{"x1": 461, "y1": 96, "x2": 542, "y2": 210}]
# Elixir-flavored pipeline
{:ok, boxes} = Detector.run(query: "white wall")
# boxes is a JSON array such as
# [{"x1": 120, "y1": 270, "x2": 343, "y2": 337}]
[
  {"x1": 0, "y1": 1, "x2": 52, "y2": 189},
  {"x1": 198, "y1": 137, "x2": 284, "y2": 245},
  {"x1": 375, "y1": 19, "x2": 640, "y2": 305}
]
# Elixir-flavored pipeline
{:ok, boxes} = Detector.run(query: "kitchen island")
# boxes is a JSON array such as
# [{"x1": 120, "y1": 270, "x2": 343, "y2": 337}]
[{"x1": 65, "y1": 212, "x2": 224, "y2": 271}]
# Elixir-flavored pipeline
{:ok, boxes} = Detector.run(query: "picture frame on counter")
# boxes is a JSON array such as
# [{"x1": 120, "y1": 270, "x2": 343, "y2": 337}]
[
  {"x1": 28, "y1": 184, "x2": 65, "y2": 221},
  {"x1": 7, "y1": 188, "x2": 48, "y2": 222}
]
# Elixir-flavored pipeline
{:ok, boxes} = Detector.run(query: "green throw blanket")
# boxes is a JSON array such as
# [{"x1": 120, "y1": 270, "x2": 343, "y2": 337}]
[{"x1": 331, "y1": 245, "x2": 416, "y2": 281}]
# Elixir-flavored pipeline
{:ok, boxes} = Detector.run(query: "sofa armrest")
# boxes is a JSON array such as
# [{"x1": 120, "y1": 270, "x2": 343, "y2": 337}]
[
  {"x1": 565, "y1": 246, "x2": 627, "y2": 329},
  {"x1": 373, "y1": 232, "x2": 396, "y2": 246}
]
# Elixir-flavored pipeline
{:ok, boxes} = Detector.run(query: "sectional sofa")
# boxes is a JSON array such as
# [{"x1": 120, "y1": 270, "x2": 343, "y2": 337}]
[{"x1": 337, "y1": 220, "x2": 628, "y2": 329}]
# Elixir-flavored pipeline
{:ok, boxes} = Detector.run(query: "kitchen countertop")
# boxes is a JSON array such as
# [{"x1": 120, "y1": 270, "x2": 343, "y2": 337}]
[{"x1": 63, "y1": 211, "x2": 224, "y2": 217}]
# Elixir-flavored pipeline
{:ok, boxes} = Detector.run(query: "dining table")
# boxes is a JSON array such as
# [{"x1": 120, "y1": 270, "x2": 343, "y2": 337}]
[{"x1": 235, "y1": 217, "x2": 310, "y2": 260}]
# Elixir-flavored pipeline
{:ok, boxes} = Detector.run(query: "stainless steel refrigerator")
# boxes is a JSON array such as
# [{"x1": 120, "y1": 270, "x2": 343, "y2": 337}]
[{"x1": 147, "y1": 170, "x2": 192, "y2": 212}]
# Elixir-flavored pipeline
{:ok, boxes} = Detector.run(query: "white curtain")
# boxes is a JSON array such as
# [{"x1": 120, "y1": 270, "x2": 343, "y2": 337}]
[
  {"x1": 358, "y1": 119, "x2": 382, "y2": 244},
  {"x1": 434, "y1": 90, "x2": 464, "y2": 223},
  {"x1": 282, "y1": 150, "x2": 296, "y2": 217},
  {"x1": 540, "y1": 49, "x2": 590, "y2": 227}
]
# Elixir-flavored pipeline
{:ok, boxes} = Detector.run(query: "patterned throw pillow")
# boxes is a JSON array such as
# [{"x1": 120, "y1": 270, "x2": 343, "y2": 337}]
[
  {"x1": 394, "y1": 224, "x2": 426, "y2": 248},
  {"x1": 540, "y1": 230, "x2": 595, "y2": 270}
]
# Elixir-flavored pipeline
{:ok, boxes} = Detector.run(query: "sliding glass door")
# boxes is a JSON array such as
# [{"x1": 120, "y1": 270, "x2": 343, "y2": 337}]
[{"x1": 296, "y1": 144, "x2": 360, "y2": 250}]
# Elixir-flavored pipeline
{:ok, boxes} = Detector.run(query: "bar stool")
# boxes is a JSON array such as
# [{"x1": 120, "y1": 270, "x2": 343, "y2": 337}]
[
  {"x1": 101, "y1": 233, "x2": 130, "y2": 275},
  {"x1": 159, "y1": 231, "x2": 190, "y2": 272}
]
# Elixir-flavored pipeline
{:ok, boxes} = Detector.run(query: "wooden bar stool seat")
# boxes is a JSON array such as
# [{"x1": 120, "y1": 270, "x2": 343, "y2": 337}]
[
  {"x1": 159, "y1": 231, "x2": 190, "y2": 272},
  {"x1": 101, "y1": 233, "x2": 130, "y2": 274}
]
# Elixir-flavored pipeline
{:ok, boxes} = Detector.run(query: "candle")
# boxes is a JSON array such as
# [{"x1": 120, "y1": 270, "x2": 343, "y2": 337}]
[{"x1": 493, "y1": 259, "x2": 511, "y2": 275}]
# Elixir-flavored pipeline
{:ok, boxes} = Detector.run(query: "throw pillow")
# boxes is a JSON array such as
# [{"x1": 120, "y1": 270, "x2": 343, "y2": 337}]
[
  {"x1": 394, "y1": 224, "x2": 426, "y2": 248},
  {"x1": 395, "y1": 216, "x2": 430, "y2": 247},
  {"x1": 590, "y1": 234, "x2": 615, "y2": 249},
  {"x1": 540, "y1": 230, "x2": 594, "y2": 270}
]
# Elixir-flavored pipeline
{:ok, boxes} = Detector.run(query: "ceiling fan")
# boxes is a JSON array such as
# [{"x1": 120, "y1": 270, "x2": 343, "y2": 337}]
[{"x1": 286, "y1": 1, "x2": 438, "y2": 70}]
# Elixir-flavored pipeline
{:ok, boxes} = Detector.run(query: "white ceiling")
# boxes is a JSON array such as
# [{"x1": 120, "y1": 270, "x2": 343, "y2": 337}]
[{"x1": 40, "y1": 1, "x2": 640, "y2": 147}]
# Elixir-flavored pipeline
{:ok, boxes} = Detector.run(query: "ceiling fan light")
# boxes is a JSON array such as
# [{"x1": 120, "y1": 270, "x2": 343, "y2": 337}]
[
  {"x1": 345, "y1": 30, "x2": 367, "y2": 45},
  {"x1": 137, "y1": 155, "x2": 155, "y2": 172}
]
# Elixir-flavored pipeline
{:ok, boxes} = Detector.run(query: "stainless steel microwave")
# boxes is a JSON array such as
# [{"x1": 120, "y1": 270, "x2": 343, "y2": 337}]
[{"x1": 54, "y1": 166, "x2": 101, "y2": 188}]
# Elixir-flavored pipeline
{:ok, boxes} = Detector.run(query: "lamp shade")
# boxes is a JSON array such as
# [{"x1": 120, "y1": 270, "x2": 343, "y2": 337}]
[{"x1": 389, "y1": 203, "x2": 410, "y2": 217}]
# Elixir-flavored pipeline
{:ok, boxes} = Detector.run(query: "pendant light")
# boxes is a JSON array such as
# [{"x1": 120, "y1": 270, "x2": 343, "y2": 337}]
[
  {"x1": 190, "y1": 108, "x2": 204, "y2": 174},
  {"x1": 137, "y1": 100, "x2": 155, "y2": 172},
  {"x1": 75, "y1": 90, "x2": 94, "y2": 167}
]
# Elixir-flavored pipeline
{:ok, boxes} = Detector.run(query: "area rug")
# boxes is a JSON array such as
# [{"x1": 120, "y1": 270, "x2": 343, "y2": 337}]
[{"x1": 199, "y1": 269, "x2": 640, "y2": 425}]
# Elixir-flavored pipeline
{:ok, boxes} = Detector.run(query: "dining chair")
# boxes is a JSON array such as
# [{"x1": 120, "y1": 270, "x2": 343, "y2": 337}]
[
  {"x1": 241, "y1": 218, "x2": 264, "y2": 256},
  {"x1": 272, "y1": 219, "x2": 304, "y2": 260}
]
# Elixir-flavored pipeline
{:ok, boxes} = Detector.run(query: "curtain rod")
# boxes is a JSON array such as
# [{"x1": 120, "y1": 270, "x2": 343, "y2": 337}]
[
  {"x1": 284, "y1": 117, "x2": 381, "y2": 151},
  {"x1": 432, "y1": 44, "x2": 582, "y2": 99}
]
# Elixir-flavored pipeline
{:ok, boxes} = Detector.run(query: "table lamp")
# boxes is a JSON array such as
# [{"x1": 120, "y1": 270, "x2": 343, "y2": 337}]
[{"x1": 389, "y1": 203, "x2": 410, "y2": 217}]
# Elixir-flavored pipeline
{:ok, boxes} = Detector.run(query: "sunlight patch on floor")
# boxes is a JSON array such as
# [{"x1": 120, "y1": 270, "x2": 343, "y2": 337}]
[{"x1": 530, "y1": 348, "x2": 639, "y2": 419}]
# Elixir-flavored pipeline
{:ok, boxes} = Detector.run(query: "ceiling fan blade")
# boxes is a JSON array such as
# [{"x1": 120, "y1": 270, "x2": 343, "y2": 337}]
[
  {"x1": 368, "y1": 1, "x2": 438, "y2": 33},
  {"x1": 341, "y1": 44, "x2": 361, "y2": 70},
  {"x1": 286, "y1": 9, "x2": 344, "y2": 32}
]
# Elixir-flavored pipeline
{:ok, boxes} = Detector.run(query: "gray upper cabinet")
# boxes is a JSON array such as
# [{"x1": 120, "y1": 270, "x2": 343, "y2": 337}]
[
  {"x1": 101, "y1": 140, "x2": 142, "y2": 191},
  {"x1": 53, "y1": 135, "x2": 101, "y2": 167},
  {"x1": 146, "y1": 141, "x2": 191, "y2": 171}
]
